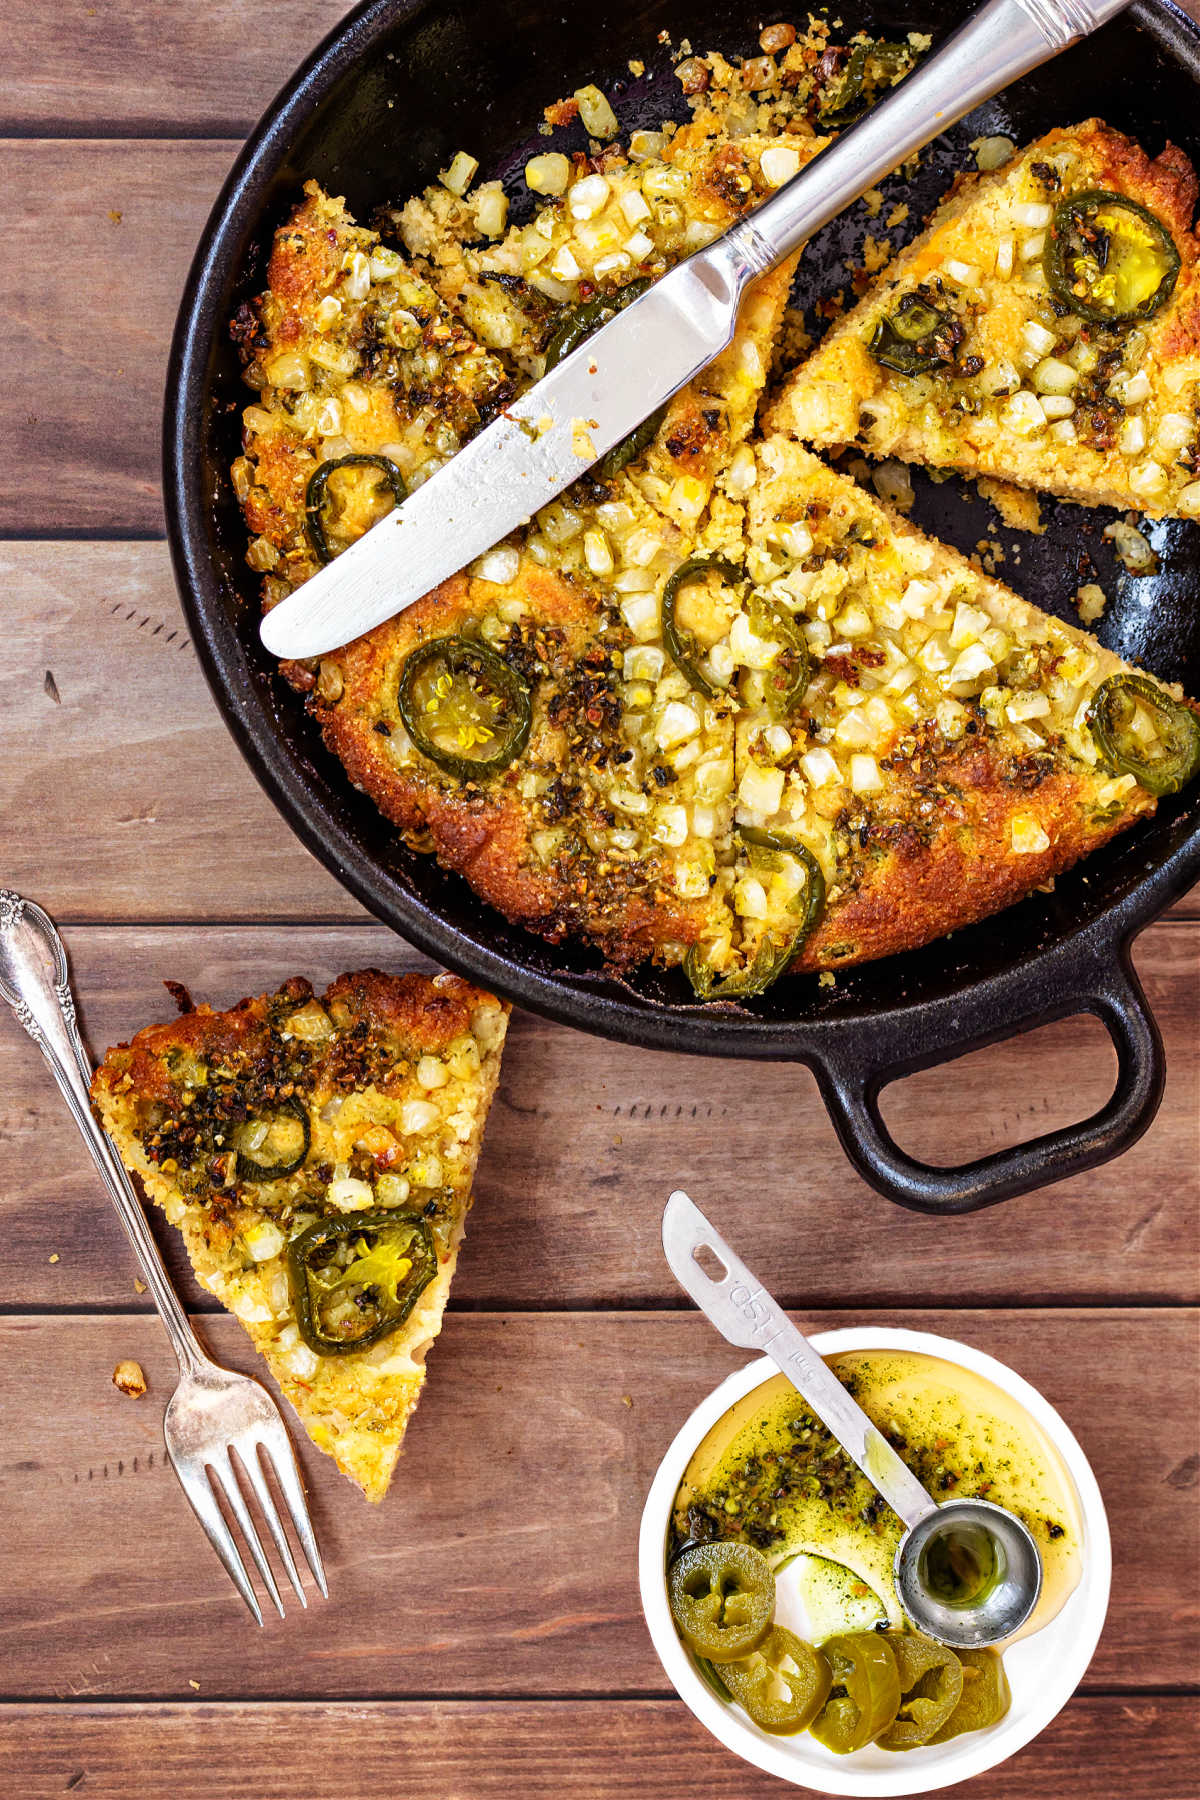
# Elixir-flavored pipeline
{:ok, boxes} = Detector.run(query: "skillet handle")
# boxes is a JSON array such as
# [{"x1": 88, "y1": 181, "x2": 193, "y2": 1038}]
[{"x1": 808, "y1": 944, "x2": 1164, "y2": 1214}]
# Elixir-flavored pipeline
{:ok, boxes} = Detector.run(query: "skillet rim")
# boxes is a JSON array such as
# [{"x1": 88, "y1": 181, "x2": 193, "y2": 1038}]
[{"x1": 162, "y1": 0, "x2": 1200, "y2": 1065}]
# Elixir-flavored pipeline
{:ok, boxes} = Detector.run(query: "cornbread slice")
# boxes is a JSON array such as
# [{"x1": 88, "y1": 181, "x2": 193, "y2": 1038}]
[
  {"x1": 683, "y1": 438, "x2": 1183, "y2": 986},
  {"x1": 92, "y1": 971, "x2": 509, "y2": 1501},
  {"x1": 770, "y1": 121, "x2": 1200, "y2": 520}
]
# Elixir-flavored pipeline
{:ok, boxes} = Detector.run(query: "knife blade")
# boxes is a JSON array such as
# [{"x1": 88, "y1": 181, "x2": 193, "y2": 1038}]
[
  {"x1": 258, "y1": 245, "x2": 757, "y2": 660},
  {"x1": 258, "y1": 0, "x2": 1131, "y2": 661}
]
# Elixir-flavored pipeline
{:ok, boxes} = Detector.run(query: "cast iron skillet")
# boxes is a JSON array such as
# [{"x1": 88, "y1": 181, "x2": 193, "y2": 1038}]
[{"x1": 164, "y1": 0, "x2": 1200, "y2": 1214}]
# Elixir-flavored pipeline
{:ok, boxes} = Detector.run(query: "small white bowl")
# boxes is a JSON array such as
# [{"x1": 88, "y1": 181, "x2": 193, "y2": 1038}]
[{"x1": 639, "y1": 1327, "x2": 1110, "y2": 1798}]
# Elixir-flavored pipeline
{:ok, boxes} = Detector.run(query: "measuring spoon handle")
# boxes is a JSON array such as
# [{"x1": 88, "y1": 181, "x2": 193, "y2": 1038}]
[{"x1": 662, "y1": 1190, "x2": 935, "y2": 1531}]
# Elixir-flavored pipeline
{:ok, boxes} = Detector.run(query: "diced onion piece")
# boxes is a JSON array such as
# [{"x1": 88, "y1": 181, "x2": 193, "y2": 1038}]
[
  {"x1": 1014, "y1": 200, "x2": 1054, "y2": 229},
  {"x1": 439, "y1": 151, "x2": 479, "y2": 196},
  {"x1": 656, "y1": 701, "x2": 701, "y2": 749},
  {"x1": 652, "y1": 804, "x2": 689, "y2": 847},
  {"x1": 947, "y1": 642, "x2": 994, "y2": 685},
  {"x1": 1178, "y1": 480, "x2": 1200, "y2": 515},
  {"x1": 1119, "y1": 415, "x2": 1147, "y2": 457},
  {"x1": 1020, "y1": 232, "x2": 1046, "y2": 261},
  {"x1": 473, "y1": 184, "x2": 508, "y2": 238},
  {"x1": 974, "y1": 135, "x2": 1015, "y2": 171},
  {"x1": 400, "y1": 1099, "x2": 440, "y2": 1136},
  {"x1": 1006, "y1": 690, "x2": 1051, "y2": 722},
  {"x1": 760, "y1": 146, "x2": 801, "y2": 188},
  {"x1": 1118, "y1": 369, "x2": 1152, "y2": 406},
  {"x1": 624, "y1": 229, "x2": 655, "y2": 261},
  {"x1": 244, "y1": 1221, "x2": 286, "y2": 1263},
  {"x1": 525, "y1": 153, "x2": 570, "y2": 195},
  {"x1": 800, "y1": 748, "x2": 839, "y2": 788},
  {"x1": 849, "y1": 754, "x2": 883, "y2": 794},
  {"x1": 995, "y1": 236, "x2": 1015, "y2": 279},
  {"x1": 328, "y1": 1176, "x2": 375, "y2": 1212},
  {"x1": 1021, "y1": 320, "x2": 1057, "y2": 358},
  {"x1": 1129, "y1": 458, "x2": 1167, "y2": 496},
  {"x1": 619, "y1": 186, "x2": 652, "y2": 225},
  {"x1": 1041, "y1": 395, "x2": 1075, "y2": 419},
  {"x1": 950, "y1": 601, "x2": 990, "y2": 649},
  {"x1": 733, "y1": 875, "x2": 768, "y2": 919},
  {"x1": 1049, "y1": 418, "x2": 1077, "y2": 443},
  {"x1": 1003, "y1": 391, "x2": 1047, "y2": 436},
  {"x1": 1164, "y1": 358, "x2": 1200, "y2": 395},
  {"x1": 1033, "y1": 357, "x2": 1077, "y2": 396},
  {"x1": 574, "y1": 84, "x2": 619, "y2": 139},
  {"x1": 944, "y1": 258, "x2": 980, "y2": 286},
  {"x1": 569, "y1": 172, "x2": 610, "y2": 219},
  {"x1": 549, "y1": 244, "x2": 581, "y2": 281},
  {"x1": 1011, "y1": 814, "x2": 1051, "y2": 854},
  {"x1": 416, "y1": 1056, "x2": 448, "y2": 1090},
  {"x1": 1155, "y1": 412, "x2": 1193, "y2": 453},
  {"x1": 473, "y1": 545, "x2": 521, "y2": 585},
  {"x1": 726, "y1": 445, "x2": 757, "y2": 495},
  {"x1": 738, "y1": 763, "x2": 785, "y2": 814}
]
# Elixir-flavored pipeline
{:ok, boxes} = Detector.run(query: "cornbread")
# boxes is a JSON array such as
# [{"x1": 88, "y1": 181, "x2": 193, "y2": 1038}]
[
  {"x1": 771, "y1": 120, "x2": 1200, "y2": 519},
  {"x1": 92, "y1": 972, "x2": 509, "y2": 1501},
  {"x1": 230, "y1": 38, "x2": 1200, "y2": 1004}
]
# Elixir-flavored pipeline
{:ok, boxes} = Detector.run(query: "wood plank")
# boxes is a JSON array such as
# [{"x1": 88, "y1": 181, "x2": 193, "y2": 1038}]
[
  {"x1": 4, "y1": 1697, "x2": 1198, "y2": 1800},
  {"x1": 5, "y1": 541, "x2": 1196, "y2": 920},
  {"x1": 0, "y1": 3, "x2": 357, "y2": 134},
  {"x1": 1, "y1": 924, "x2": 1195, "y2": 1310},
  {"x1": 0, "y1": 1311, "x2": 1194, "y2": 1697},
  {"x1": 4, "y1": 144, "x2": 238, "y2": 535},
  {"x1": 1, "y1": 543, "x2": 360, "y2": 921}
]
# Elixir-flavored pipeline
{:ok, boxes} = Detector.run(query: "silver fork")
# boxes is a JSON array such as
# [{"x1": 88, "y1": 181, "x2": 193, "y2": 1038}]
[{"x1": 0, "y1": 889, "x2": 328, "y2": 1623}]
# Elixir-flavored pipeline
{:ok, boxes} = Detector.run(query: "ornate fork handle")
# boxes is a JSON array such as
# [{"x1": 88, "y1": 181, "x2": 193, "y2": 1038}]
[
  {"x1": 725, "y1": 0, "x2": 1131, "y2": 276},
  {"x1": 0, "y1": 889, "x2": 206, "y2": 1375}
]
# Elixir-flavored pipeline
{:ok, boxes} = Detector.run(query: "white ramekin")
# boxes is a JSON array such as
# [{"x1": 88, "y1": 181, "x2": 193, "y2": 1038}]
[{"x1": 638, "y1": 1327, "x2": 1111, "y2": 1797}]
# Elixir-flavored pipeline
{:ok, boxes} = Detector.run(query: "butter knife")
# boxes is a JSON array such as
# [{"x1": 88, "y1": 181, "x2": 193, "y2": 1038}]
[{"x1": 260, "y1": 0, "x2": 1130, "y2": 661}]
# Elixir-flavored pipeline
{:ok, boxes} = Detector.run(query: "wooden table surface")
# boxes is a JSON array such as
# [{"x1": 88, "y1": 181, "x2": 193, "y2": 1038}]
[{"x1": 3, "y1": 6, "x2": 1198, "y2": 1795}]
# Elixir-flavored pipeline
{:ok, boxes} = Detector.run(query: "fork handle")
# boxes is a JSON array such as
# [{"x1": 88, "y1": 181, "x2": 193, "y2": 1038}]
[
  {"x1": 0, "y1": 891, "x2": 206, "y2": 1376},
  {"x1": 727, "y1": 0, "x2": 1132, "y2": 273}
]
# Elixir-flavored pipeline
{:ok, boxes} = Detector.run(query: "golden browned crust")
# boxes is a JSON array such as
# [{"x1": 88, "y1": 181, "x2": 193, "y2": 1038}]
[
  {"x1": 92, "y1": 970, "x2": 510, "y2": 1502},
  {"x1": 796, "y1": 744, "x2": 1132, "y2": 971},
  {"x1": 305, "y1": 563, "x2": 723, "y2": 966}
]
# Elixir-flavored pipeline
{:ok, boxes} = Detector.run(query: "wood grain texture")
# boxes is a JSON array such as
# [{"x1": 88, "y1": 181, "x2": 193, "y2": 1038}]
[
  {"x1": 4, "y1": 542, "x2": 1196, "y2": 921},
  {"x1": 0, "y1": 1312, "x2": 1195, "y2": 1698},
  {"x1": 0, "y1": 2, "x2": 358, "y2": 133},
  {"x1": 0, "y1": 923, "x2": 1195, "y2": 1311},
  {"x1": 4, "y1": 143, "x2": 239, "y2": 535},
  {"x1": 4, "y1": 1697, "x2": 1199, "y2": 1800}
]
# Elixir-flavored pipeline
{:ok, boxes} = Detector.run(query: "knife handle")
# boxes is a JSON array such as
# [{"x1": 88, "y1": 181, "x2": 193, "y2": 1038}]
[{"x1": 725, "y1": 0, "x2": 1132, "y2": 275}]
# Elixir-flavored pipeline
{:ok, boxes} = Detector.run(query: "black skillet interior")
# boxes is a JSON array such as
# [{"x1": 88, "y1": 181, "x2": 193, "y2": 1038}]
[{"x1": 169, "y1": 0, "x2": 1200, "y2": 1064}]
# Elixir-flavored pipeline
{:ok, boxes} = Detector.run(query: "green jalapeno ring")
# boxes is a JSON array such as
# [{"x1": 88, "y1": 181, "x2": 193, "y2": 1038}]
[
  {"x1": 287, "y1": 1207, "x2": 437, "y2": 1357},
  {"x1": 721, "y1": 1627, "x2": 833, "y2": 1735},
  {"x1": 396, "y1": 636, "x2": 533, "y2": 781},
  {"x1": 876, "y1": 1631, "x2": 964, "y2": 1751},
  {"x1": 233, "y1": 1096, "x2": 311, "y2": 1180},
  {"x1": 661, "y1": 555, "x2": 750, "y2": 698},
  {"x1": 684, "y1": 831, "x2": 825, "y2": 1004},
  {"x1": 869, "y1": 291, "x2": 961, "y2": 376},
  {"x1": 928, "y1": 1648, "x2": 1011, "y2": 1743},
  {"x1": 747, "y1": 596, "x2": 812, "y2": 718},
  {"x1": 1087, "y1": 672, "x2": 1200, "y2": 797},
  {"x1": 810, "y1": 1631, "x2": 902, "y2": 1755},
  {"x1": 818, "y1": 40, "x2": 910, "y2": 127},
  {"x1": 1044, "y1": 188, "x2": 1181, "y2": 324},
  {"x1": 304, "y1": 454, "x2": 407, "y2": 565},
  {"x1": 596, "y1": 405, "x2": 667, "y2": 479},
  {"x1": 666, "y1": 1540, "x2": 776, "y2": 1663}
]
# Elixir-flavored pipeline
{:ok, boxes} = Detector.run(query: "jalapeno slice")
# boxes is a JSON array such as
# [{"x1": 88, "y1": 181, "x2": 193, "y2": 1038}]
[
  {"x1": 746, "y1": 596, "x2": 812, "y2": 718},
  {"x1": 818, "y1": 40, "x2": 909, "y2": 127},
  {"x1": 304, "y1": 455, "x2": 407, "y2": 565},
  {"x1": 810, "y1": 1631, "x2": 901, "y2": 1754},
  {"x1": 721, "y1": 1627, "x2": 832, "y2": 1735},
  {"x1": 544, "y1": 278, "x2": 666, "y2": 476},
  {"x1": 662, "y1": 555, "x2": 749, "y2": 698},
  {"x1": 876, "y1": 1632, "x2": 964, "y2": 1751},
  {"x1": 684, "y1": 830, "x2": 825, "y2": 1003},
  {"x1": 869, "y1": 290, "x2": 963, "y2": 375},
  {"x1": 232, "y1": 1097, "x2": 311, "y2": 1179},
  {"x1": 666, "y1": 1541, "x2": 775, "y2": 1663},
  {"x1": 397, "y1": 637, "x2": 533, "y2": 780},
  {"x1": 928, "y1": 1648, "x2": 1011, "y2": 1743},
  {"x1": 287, "y1": 1207, "x2": 437, "y2": 1357},
  {"x1": 1087, "y1": 673, "x2": 1200, "y2": 797},
  {"x1": 1045, "y1": 189, "x2": 1180, "y2": 324}
]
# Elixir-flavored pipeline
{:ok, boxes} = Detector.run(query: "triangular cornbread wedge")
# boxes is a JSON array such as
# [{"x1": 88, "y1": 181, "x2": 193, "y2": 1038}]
[
  {"x1": 92, "y1": 971, "x2": 509, "y2": 1501},
  {"x1": 678, "y1": 437, "x2": 1190, "y2": 990},
  {"x1": 770, "y1": 120, "x2": 1200, "y2": 520}
]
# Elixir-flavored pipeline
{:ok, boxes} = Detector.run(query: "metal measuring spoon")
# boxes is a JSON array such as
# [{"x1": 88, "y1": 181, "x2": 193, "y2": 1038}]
[{"x1": 662, "y1": 1191, "x2": 1041, "y2": 1648}]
